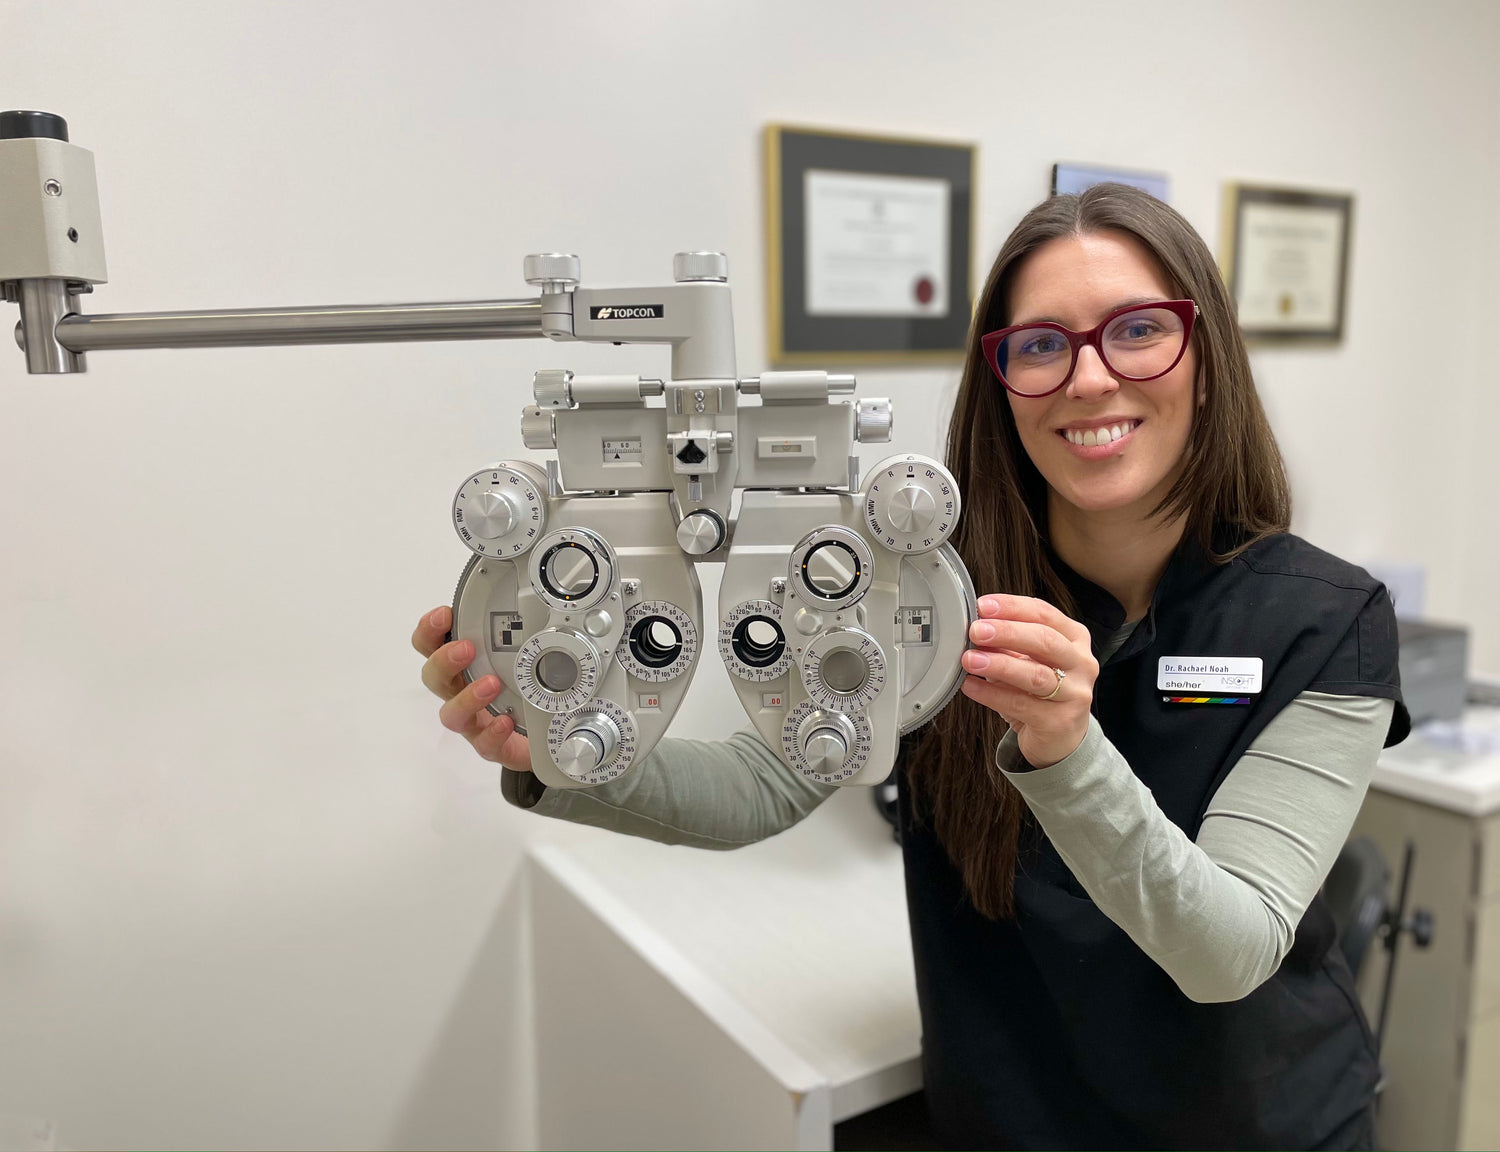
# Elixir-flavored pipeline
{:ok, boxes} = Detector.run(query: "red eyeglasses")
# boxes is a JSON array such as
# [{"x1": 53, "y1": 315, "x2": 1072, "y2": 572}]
[{"x1": 981, "y1": 299, "x2": 1199, "y2": 397}]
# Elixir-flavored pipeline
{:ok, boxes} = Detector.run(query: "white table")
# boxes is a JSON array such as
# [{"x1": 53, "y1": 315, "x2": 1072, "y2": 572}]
[{"x1": 526, "y1": 785, "x2": 922, "y2": 1151}]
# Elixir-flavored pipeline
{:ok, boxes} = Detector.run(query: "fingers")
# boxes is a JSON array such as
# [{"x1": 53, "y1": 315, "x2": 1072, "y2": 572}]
[
  {"x1": 468, "y1": 709, "x2": 534, "y2": 772},
  {"x1": 422, "y1": 636, "x2": 476, "y2": 700},
  {"x1": 439, "y1": 671, "x2": 502, "y2": 733},
  {"x1": 977, "y1": 594, "x2": 1091, "y2": 648},
  {"x1": 969, "y1": 617, "x2": 1078, "y2": 671},
  {"x1": 412, "y1": 605, "x2": 452, "y2": 659},
  {"x1": 962, "y1": 649, "x2": 1071, "y2": 699}
]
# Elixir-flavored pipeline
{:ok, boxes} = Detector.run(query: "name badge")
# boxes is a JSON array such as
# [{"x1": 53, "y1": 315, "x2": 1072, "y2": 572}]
[{"x1": 1157, "y1": 656, "x2": 1262, "y2": 704}]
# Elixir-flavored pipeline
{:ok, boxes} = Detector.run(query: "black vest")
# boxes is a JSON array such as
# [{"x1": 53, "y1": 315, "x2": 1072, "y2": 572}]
[{"x1": 897, "y1": 531, "x2": 1409, "y2": 1150}]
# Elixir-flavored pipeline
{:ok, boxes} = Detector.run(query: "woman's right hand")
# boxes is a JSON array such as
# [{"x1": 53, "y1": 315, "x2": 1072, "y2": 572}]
[{"x1": 412, "y1": 605, "x2": 534, "y2": 773}]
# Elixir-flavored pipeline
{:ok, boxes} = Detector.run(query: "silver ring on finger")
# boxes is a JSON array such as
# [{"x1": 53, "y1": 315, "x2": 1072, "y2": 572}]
[{"x1": 1039, "y1": 666, "x2": 1066, "y2": 701}]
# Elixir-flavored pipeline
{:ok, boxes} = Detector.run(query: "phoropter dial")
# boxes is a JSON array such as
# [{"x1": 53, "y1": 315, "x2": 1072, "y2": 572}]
[
  {"x1": 452, "y1": 462, "x2": 549, "y2": 557},
  {"x1": 719, "y1": 599, "x2": 792, "y2": 682},
  {"x1": 798, "y1": 627, "x2": 888, "y2": 714},
  {"x1": 529, "y1": 527, "x2": 616, "y2": 611},
  {"x1": 618, "y1": 600, "x2": 698, "y2": 683},
  {"x1": 547, "y1": 698, "x2": 638, "y2": 785},
  {"x1": 862, "y1": 453, "x2": 960, "y2": 554},
  {"x1": 789, "y1": 526, "x2": 874, "y2": 611},
  {"x1": 513, "y1": 628, "x2": 603, "y2": 714},
  {"x1": 780, "y1": 699, "x2": 873, "y2": 784}
]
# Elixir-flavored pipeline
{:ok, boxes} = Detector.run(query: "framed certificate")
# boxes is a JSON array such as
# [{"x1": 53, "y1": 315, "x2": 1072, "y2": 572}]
[
  {"x1": 765, "y1": 125, "x2": 976, "y2": 365},
  {"x1": 1222, "y1": 183, "x2": 1354, "y2": 342},
  {"x1": 1052, "y1": 161, "x2": 1169, "y2": 202}
]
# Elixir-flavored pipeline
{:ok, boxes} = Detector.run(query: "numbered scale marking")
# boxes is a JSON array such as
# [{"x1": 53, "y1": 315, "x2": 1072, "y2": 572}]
[
  {"x1": 863, "y1": 453, "x2": 959, "y2": 554},
  {"x1": 452, "y1": 463, "x2": 548, "y2": 557},
  {"x1": 718, "y1": 599, "x2": 792, "y2": 682},
  {"x1": 799, "y1": 627, "x2": 888, "y2": 713},
  {"x1": 618, "y1": 600, "x2": 699, "y2": 683},
  {"x1": 780, "y1": 699, "x2": 873, "y2": 784},
  {"x1": 547, "y1": 699, "x2": 638, "y2": 786},
  {"x1": 512, "y1": 629, "x2": 602, "y2": 713}
]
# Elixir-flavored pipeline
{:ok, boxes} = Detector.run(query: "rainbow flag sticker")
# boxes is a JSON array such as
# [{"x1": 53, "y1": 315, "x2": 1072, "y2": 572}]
[{"x1": 1162, "y1": 695, "x2": 1252, "y2": 705}]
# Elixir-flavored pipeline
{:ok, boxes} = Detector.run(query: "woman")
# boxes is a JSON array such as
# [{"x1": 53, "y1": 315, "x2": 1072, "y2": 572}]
[{"x1": 413, "y1": 184, "x2": 1407, "y2": 1149}]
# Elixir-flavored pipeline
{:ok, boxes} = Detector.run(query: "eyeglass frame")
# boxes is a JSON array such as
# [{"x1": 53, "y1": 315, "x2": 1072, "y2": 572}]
[{"x1": 979, "y1": 299, "x2": 1200, "y2": 398}]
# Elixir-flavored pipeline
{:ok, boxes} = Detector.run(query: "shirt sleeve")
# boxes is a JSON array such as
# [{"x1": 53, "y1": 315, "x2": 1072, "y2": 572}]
[
  {"x1": 997, "y1": 691, "x2": 1393, "y2": 1003},
  {"x1": 520, "y1": 726, "x2": 836, "y2": 849}
]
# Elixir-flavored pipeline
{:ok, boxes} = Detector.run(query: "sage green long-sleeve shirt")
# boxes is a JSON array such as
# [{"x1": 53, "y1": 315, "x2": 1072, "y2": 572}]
[{"x1": 512, "y1": 621, "x2": 1392, "y2": 1004}]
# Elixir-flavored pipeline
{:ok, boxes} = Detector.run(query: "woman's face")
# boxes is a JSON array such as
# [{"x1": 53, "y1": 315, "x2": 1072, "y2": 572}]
[{"x1": 1003, "y1": 229, "x2": 1198, "y2": 521}]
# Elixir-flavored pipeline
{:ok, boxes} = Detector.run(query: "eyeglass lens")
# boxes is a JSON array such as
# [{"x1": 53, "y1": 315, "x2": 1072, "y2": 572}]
[{"x1": 995, "y1": 306, "x2": 1188, "y2": 395}]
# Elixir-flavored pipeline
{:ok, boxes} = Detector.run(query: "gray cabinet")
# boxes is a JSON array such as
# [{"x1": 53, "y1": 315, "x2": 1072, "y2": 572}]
[{"x1": 1350, "y1": 792, "x2": 1500, "y2": 1149}]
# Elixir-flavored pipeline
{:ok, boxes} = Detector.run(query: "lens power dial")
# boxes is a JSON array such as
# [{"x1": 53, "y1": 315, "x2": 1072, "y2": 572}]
[
  {"x1": 862, "y1": 453, "x2": 960, "y2": 554},
  {"x1": 452, "y1": 462, "x2": 549, "y2": 557},
  {"x1": 781, "y1": 699, "x2": 873, "y2": 783},
  {"x1": 546, "y1": 698, "x2": 639, "y2": 785}
]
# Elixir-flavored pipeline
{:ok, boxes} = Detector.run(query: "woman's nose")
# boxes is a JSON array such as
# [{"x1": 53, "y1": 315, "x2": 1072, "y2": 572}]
[{"x1": 1066, "y1": 345, "x2": 1119, "y2": 400}]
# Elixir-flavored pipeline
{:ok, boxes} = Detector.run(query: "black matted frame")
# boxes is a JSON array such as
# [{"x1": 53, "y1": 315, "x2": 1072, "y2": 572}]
[
  {"x1": 1222, "y1": 183, "x2": 1354, "y2": 343},
  {"x1": 765, "y1": 125, "x2": 976, "y2": 366}
]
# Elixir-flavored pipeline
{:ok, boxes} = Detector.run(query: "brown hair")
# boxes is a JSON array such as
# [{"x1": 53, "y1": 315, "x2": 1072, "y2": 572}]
[{"x1": 909, "y1": 183, "x2": 1291, "y2": 919}]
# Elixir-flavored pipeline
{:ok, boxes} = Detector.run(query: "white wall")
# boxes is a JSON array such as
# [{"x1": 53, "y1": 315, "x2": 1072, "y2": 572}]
[{"x1": 2, "y1": 1, "x2": 1497, "y2": 1147}]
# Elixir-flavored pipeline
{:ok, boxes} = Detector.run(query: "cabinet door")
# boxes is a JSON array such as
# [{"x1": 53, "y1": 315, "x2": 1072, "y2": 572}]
[
  {"x1": 1460, "y1": 1010, "x2": 1500, "y2": 1151},
  {"x1": 1350, "y1": 791, "x2": 1476, "y2": 1152}
]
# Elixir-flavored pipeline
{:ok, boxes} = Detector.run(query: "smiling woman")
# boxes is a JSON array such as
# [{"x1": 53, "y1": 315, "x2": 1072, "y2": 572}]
[{"x1": 904, "y1": 184, "x2": 1408, "y2": 1148}]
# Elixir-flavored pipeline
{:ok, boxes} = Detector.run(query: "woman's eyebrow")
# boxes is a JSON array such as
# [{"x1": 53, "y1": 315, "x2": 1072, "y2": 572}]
[{"x1": 1011, "y1": 296, "x2": 1164, "y2": 327}]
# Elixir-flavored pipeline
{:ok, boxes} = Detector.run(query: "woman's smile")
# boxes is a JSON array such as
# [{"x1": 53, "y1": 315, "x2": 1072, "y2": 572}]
[{"x1": 1057, "y1": 417, "x2": 1144, "y2": 456}]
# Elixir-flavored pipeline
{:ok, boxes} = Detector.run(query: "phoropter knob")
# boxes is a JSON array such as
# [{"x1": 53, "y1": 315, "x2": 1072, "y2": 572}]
[
  {"x1": 676, "y1": 509, "x2": 725, "y2": 556},
  {"x1": 854, "y1": 397, "x2": 893, "y2": 443},
  {"x1": 672, "y1": 251, "x2": 729, "y2": 283},
  {"x1": 533, "y1": 369, "x2": 573, "y2": 409},
  {"x1": 524, "y1": 253, "x2": 581, "y2": 293},
  {"x1": 0, "y1": 110, "x2": 69, "y2": 141},
  {"x1": 797, "y1": 710, "x2": 858, "y2": 777},
  {"x1": 556, "y1": 712, "x2": 622, "y2": 780},
  {"x1": 521, "y1": 405, "x2": 557, "y2": 449},
  {"x1": 453, "y1": 462, "x2": 549, "y2": 557}
]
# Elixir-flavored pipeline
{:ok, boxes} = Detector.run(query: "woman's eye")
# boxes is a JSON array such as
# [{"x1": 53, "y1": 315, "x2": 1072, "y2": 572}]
[{"x1": 1022, "y1": 335, "x2": 1064, "y2": 356}]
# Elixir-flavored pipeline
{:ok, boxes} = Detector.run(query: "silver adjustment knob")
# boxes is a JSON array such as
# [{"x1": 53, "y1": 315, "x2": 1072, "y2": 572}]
[
  {"x1": 521, "y1": 405, "x2": 557, "y2": 449},
  {"x1": 672, "y1": 251, "x2": 729, "y2": 283},
  {"x1": 675, "y1": 509, "x2": 725, "y2": 555},
  {"x1": 524, "y1": 253, "x2": 581, "y2": 293},
  {"x1": 797, "y1": 710, "x2": 858, "y2": 777},
  {"x1": 453, "y1": 462, "x2": 549, "y2": 557},
  {"x1": 861, "y1": 453, "x2": 960, "y2": 554},
  {"x1": 556, "y1": 712, "x2": 622, "y2": 780},
  {"x1": 854, "y1": 397, "x2": 893, "y2": 443},
  {"x1": 469, "y1": 489, "x2": 520, "y2": 539},
  {"x1": 888, "y1": 483, "x2": 936, "y2": 534},
  {"x1": 533, "y1": 369, "x2": 574, "y2": 409}
]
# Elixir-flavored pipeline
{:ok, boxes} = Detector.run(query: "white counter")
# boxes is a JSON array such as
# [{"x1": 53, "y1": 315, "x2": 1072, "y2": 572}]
[
  {"x1": 1373, "y1": 705, "x2": 1500, "y2": 817},
  {"x1": 526, "y1": 785, "x2": 921, "y2": 1151}
]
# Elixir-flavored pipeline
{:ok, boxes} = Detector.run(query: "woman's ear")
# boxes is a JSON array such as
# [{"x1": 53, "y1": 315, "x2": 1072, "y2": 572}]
[{"x1": 1196, "y1": 366, "x2": 1207, "y2": 408}]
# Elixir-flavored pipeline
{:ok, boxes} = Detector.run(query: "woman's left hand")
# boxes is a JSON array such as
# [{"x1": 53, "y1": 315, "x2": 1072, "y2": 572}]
[{"x1": 959, "y1": 594, "x2": 1099, "y2": 769}]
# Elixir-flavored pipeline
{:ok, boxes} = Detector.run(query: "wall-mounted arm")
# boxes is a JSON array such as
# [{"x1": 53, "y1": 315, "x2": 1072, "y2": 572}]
[{"x1": 1, "y1": 112, "x2": 733, "y2": 384}]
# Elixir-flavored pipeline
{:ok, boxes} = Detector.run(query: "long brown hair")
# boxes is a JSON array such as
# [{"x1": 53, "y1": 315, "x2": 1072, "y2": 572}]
[{"x1": 909, "y1": 183, "x2": 1291, "y2": 919}]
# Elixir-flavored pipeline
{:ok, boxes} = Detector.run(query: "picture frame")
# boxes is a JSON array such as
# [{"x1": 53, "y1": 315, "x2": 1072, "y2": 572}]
[
  {"x1": 1222, "y1": 183, "x2": 1354, "y2": 343},
  {"x1": 1051, "y1": 161, "x2": 1169, "y2": 202},
  {"x1": 764, "y1": 125, "x2": 976, "y2": 366}
]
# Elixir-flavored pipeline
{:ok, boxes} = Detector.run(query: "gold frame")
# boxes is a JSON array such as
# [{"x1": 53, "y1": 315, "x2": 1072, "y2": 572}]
[
  {"x1": 1219, "y1": 182, "x2": 1354, "y2": 344},
  {"x1": 764, "y1": 124, "x2": 978, "y2": 367}
]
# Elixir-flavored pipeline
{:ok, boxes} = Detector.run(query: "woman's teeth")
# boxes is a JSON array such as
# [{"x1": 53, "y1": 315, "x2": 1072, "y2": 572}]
[{"x1": 1064, "y1": 420, "x2": 1139, "y2": 447}]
